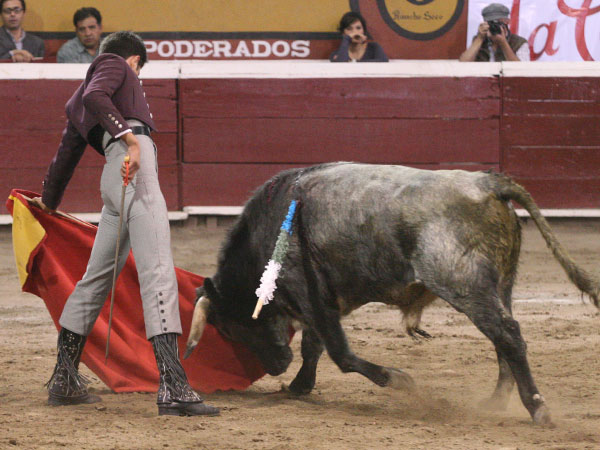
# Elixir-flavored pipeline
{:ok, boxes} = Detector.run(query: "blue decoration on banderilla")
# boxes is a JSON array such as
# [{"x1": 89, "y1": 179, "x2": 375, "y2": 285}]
[{"x1": 252, "y1": 199, "x2": 298, "y2": 319}]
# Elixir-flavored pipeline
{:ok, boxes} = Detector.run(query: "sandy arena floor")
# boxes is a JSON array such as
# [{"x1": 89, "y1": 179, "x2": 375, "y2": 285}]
[{"x1": 1, "y1": 218, "x2": 599, "y2": 449}]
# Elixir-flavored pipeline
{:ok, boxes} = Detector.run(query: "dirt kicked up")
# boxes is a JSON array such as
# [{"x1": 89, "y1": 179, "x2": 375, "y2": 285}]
[{"x1": 1, "y1": 219, "x2": 599, "y2": 449}]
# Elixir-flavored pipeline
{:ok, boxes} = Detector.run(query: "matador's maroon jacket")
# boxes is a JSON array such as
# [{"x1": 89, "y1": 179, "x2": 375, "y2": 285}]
[{"x1": 42, "y1": 53, "x2": 156, "y2": 209}]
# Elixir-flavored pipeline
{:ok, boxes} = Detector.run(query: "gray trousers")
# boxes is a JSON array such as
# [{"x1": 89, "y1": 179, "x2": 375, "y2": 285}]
[{"x1": 59, "y1": 120, "x2": 181, "y2": 339}]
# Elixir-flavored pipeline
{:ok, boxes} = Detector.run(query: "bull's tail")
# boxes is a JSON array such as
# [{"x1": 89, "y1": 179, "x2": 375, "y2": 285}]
[{"x1": 495, "y1": 174, "x2": 599, "y2": 308}]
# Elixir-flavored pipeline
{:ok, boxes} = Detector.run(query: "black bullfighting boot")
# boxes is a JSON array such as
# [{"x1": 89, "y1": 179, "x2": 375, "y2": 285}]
[
  {"x1": 151, "y1": 333, "x2": 219, "y2": 416},
  {"x1": 46, "y1": 328, "x2": 102, "y2": 406}
]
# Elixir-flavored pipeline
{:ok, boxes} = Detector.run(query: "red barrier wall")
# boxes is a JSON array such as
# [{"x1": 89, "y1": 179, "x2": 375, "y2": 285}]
[
  {"x1": 501, "y1": 77, "x2": 600, "y2": 208},
  {"x1": 180, "y1": 77, "x2": 500, "y2": 205},
  {"x1": 0, "y1": 79, "x2": 178, "y2": 213},
  {"x1": 1, "y1": 69, "x2": 598, "y2": 214}
]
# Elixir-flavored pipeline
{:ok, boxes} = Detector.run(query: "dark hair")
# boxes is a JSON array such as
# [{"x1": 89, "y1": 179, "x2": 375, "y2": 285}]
[
  {"x1": 73, "y1": 7, "x2": 101, "y2": 27},
  {"x1": 99, "y1": 31, "x2": 147, "y2": 68},
  {"x1": 1, "y1": 0, "x2": 25, "y2": 11},
  {"x1": 337, "y1": 11, "x2": 368, "y2": 36}
]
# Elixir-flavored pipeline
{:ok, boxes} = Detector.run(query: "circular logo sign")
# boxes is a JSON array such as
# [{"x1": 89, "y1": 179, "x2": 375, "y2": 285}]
[{"x1": 377, "y1": 0, "x2": 464, "y2": 40}]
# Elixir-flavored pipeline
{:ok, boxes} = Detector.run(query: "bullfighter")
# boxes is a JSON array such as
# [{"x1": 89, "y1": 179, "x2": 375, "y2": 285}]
[{"x1": 33, "y1": 31, "x2": 219, "y2": 417}]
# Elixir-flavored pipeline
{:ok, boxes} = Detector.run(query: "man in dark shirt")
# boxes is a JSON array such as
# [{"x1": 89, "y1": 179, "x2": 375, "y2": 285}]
[
  {"x1": 33, "y1": 31, "x2": 219, "y2": 417},
  {"x1": 0, "y1": 0, "x2": 44, "y2": 62}
]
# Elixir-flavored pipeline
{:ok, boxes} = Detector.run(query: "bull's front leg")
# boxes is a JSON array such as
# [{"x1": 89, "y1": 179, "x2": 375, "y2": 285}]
[
  {"x1": 297, "y1": 218, "x2": 414, "y2": 392},
  {"x1": 313, "y1": 305, "x2": 415, "y2": 391},
  {"x1": 288, "y1": 327, "x2": 324, "y2": 395}
]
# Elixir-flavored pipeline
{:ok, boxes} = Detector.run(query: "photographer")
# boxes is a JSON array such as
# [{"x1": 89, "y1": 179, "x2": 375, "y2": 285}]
[{"x1": 459, "y1": 3, "x2": 529, "y2": 62}]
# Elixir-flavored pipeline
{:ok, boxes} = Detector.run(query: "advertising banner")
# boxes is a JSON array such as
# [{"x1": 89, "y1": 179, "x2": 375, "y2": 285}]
[
  {"x1": 467, "y1": 0, "x2": 600, "y2": 61},
  {"x1": 25, "y1": 0, "x2": 468, "y2": 60}
]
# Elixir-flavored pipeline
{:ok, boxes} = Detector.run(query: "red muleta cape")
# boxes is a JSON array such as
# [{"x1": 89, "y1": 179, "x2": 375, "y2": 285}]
[{"x1": 7, "y1": 189, "x2": 265, "y2": 393}]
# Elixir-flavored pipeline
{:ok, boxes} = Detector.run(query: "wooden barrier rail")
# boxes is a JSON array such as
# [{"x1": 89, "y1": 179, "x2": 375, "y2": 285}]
[{"x1": 1, "y1": 61, "x2": 599, "y2": 217}]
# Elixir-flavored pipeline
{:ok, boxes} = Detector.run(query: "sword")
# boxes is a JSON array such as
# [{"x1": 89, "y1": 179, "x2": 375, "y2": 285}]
[{"x1": 105, "y1": 155, "x2": 130, "y2": 363}]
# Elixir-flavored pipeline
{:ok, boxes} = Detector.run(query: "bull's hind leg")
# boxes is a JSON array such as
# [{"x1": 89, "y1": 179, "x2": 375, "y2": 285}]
[
  {"x1": 480, "y1": 351, "x2": 515, "y2": 411},
  {"x1": 288, "y1": 328, "x2": 324, "y2": 395},
  {"x1": 478, "y1": 286, "x2": 517, "y2": 411},
  {"x1": 442, "y1": 292, "x2": 552, "y2": 426},
  {"x1": 400, "y1": 288, "x2": 437, "y2": 340},
  {"x1": 483, "y1": 251, "x2": 520, "y2": 412}
]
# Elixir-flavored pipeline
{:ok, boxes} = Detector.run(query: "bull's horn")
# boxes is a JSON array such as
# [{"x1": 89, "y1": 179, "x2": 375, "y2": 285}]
[{"x1": 184, "y1": 296, "x2": 210, "y2": 359}]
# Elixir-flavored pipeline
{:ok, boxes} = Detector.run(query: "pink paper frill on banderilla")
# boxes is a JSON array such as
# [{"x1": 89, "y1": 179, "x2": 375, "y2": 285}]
[{"x1": 6, "y1": 189, "x2": 265, "y2": 393}]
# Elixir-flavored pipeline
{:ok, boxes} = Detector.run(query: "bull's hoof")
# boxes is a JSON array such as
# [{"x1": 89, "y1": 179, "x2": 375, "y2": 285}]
[
  {"x1": 386, "y1": 368, "x2": 416, "y2": 391},
  {"x1": 533, "y1": 404, "x2": 555, "y2": 428},
  {"x1": 285, "y1": 379, "x2": 314, "y2": 396}
]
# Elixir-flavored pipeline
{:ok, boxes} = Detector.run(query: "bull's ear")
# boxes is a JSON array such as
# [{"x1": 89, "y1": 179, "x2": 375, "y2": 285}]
[{"x1": 203, "y1": 277, "x2": 220, "y2": 302}]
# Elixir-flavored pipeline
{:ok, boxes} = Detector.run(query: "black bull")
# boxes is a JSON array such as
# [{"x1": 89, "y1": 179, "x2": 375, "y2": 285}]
[{"x1": 185, "y1": 163, "x2": 599, "y2": 426}]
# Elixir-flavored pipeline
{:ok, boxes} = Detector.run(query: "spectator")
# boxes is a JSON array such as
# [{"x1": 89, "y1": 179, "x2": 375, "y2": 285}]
[
  {"x1": 0, "y1": 0, "x2": 44, "y2": 62},
  {"x1": 459, "y1": 3, "x2": 529, "y2": 62},
  {"x1": 330, "y1": 11, "x2": 388, "y2": 62},
  {"x1": 57, "y1": 7, "x2": 102, "y2": 63}
]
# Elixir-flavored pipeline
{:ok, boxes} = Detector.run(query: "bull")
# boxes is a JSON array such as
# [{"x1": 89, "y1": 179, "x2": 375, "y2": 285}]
[{"x1": 185, "y1": 163, "x2": 600, "y2": 426}]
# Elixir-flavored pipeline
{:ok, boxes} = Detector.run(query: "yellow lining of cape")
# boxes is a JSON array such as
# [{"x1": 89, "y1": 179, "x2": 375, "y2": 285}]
[{"x1": 10, "y1": 195, "x2": 46, "y2": 287}]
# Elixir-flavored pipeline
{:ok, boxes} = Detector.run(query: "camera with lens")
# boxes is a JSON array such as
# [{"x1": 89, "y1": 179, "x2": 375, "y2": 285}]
[{"x1": 487, "y1": 20, "x2": 503, "y2": 35}]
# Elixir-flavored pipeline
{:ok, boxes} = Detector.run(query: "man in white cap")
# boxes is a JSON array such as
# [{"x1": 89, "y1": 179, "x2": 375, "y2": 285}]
[{"x1": 459, "y1": 2, "x2": 529, "y2": 62}]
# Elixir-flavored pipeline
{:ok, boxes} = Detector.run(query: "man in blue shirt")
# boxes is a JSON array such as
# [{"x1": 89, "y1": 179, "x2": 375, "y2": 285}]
[{"x1": 57, "y1": 7, "x2": 102, "y2": 63}]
